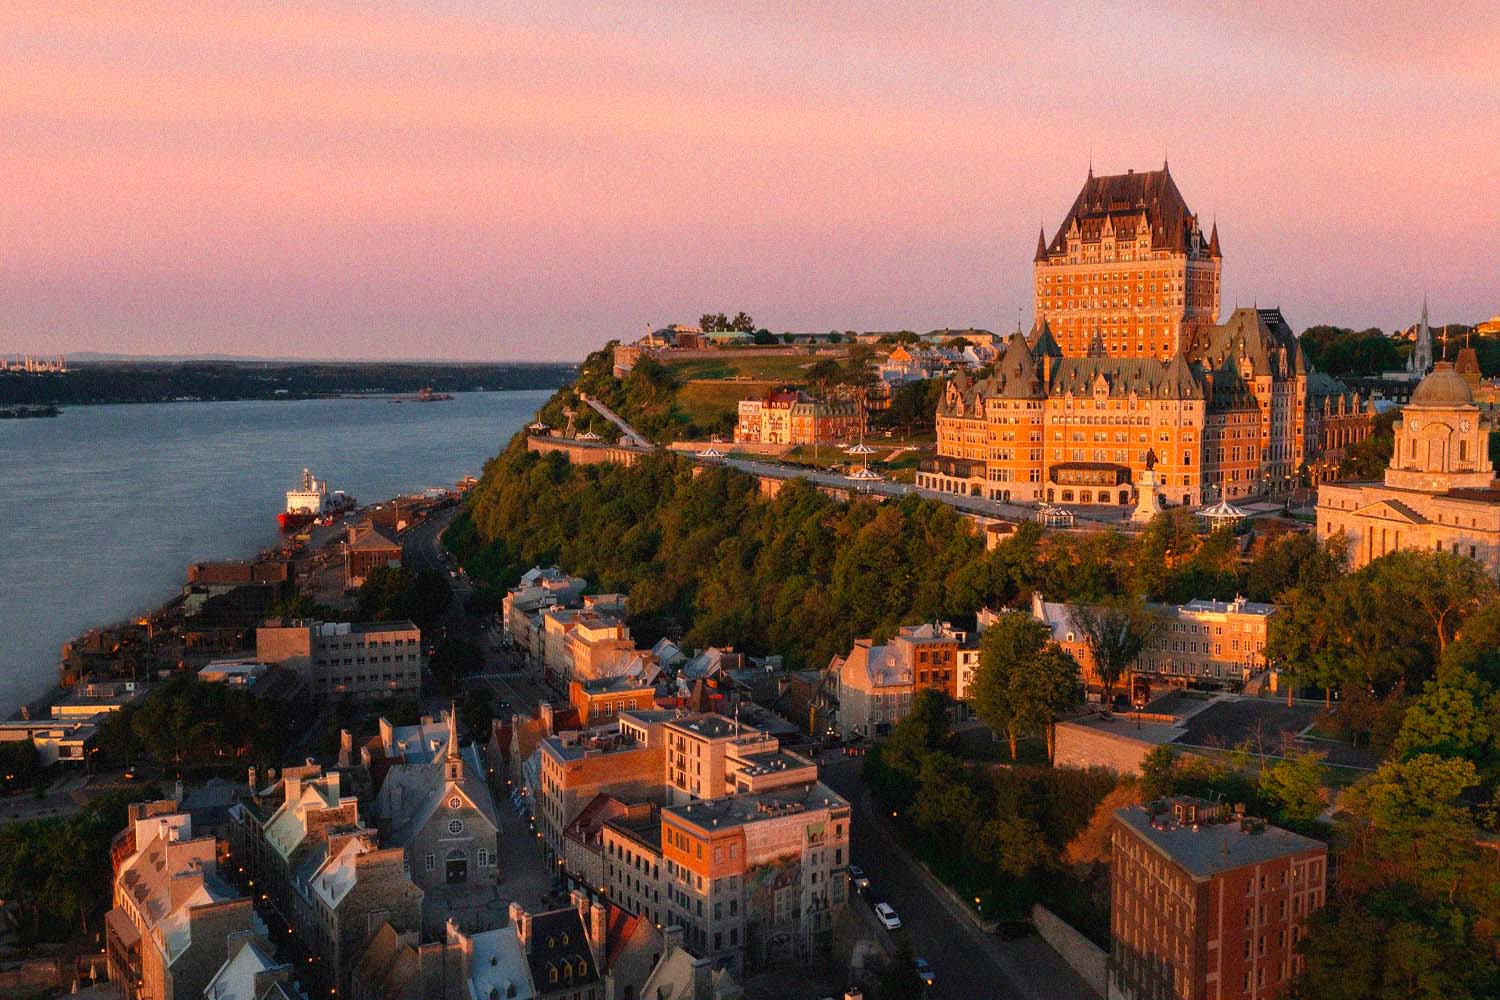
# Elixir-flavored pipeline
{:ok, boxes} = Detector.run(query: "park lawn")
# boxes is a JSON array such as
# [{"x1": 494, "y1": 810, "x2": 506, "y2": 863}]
[
  {"x1": 667, "y1": 352, "x2": 826, "y2": 381},
  {"x1": 675, "y1": 380, "x2": 761, "y2": 429}
]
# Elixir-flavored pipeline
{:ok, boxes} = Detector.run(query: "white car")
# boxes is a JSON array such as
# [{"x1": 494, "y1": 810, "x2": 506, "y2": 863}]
[{"x1": 874, "y1": 902, "x2": 902, "y2": 930}]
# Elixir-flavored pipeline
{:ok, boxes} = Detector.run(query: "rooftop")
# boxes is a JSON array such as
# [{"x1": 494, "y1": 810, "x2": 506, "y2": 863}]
[
  {"x1": 664, "y1": 781, "x2": 847, "y2": 833},
  {"x1": 1115, "y1": 799, "x2": 1325, "y2": 878}
]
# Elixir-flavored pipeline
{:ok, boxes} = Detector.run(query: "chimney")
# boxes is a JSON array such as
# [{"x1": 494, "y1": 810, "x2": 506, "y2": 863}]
[
  {"x1": 509, "y1": 902, "x2": 530, "y2": 953},
  {"x1": 173, "y1": 778, "x2": 185, "y2": 806},
  {"x1": 689, "y1": 956, "x2": 712, "y2": 998},
  {"x1": 247, "y1": 766, "x2": 258, "y2": 792},
  {"x1": 588, "y1": 900, "x2": 608, "y2": 968},
  {"x1": 539, "y1": 702, "x2": 556, "y2": 736},
  {"x1": 662, "y1": 923, "x2": 683, "y2": 956},
  {"x1": 338, "y1": 729, "x2": 353, "y2": 768}
]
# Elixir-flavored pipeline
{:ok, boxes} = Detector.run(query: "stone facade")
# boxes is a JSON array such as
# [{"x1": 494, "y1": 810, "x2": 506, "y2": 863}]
[
  {"x1": 255, "y1": 621, "x2": 424, "y2": 700},
  {"x1": 734, "y1": 390, "x2": 862, "y2": 446},
  {"x1": 1319, "y1": 362, "x2": 1500, "y2": 571}
]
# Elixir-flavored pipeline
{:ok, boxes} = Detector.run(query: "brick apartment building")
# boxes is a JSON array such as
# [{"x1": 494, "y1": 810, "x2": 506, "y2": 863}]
[
  {"x1": 1110, "y1": 798, "x2": 1327, "y2": 1000},
  {"x1": 342, "y1": 522, "x2": 403, "y2": 589}
]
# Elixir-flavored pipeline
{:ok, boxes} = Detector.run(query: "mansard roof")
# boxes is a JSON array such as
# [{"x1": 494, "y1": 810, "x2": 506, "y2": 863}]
[
  {"x1": 1049, "y1": 353, "x2": 1205, "y2": 400},
  {"x1": 1029, "y1": 318, "x2": 1062, "y2": 358},
  {"x1": 1044, "y1": 165, "x2": 1201, "y2": 257},
  {"x1": 1196, "y1": 307, "x2": 1305, "y2": 379}
]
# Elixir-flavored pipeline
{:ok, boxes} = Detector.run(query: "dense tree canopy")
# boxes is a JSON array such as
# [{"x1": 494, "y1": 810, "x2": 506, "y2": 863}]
[{"x1": 971, "y1": 612, "x2": 1083, "y2": 760}]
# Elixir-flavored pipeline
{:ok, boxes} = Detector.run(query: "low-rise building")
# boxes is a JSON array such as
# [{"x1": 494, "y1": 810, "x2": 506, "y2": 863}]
[
  {"x1": 1031, "y1": 593, "x2": 1275, "y2": 692},
  {"x1": 106, "y1": 801, "x2": 256, "y2": 1000},
  {"x1": 198, "y1": 660, "x2": 272, "y2": 688},
  {"x1": 602, "y1": 808, "x2": 666, "y2": 929},
  {"x1": 0, "y1": 718, "x2": 99, "y2": 765},
  {"x1": 569, "y1": 676, "x2": 657, "y2": 727},
  {"x1": 828, "y1": 623, "x2": 976, "y2": 739},
  {"x1": 560, "y1": 794, "x2": 635, "y2": 895},
  {"x1": 290, "y1": 831, "x2": 423, "y2": 995},
  {"x1": 1110, "y1": 797, "x2": 1327, "y2": 1000},
  {"x1": 203, "y1": 934, "x2": 305, "y2": 1000},
  {"x1": 537, "y1": 714, "x2": 668, "y2": 861},
  {"x1": 734, "y1": 390, "x2": 862, "y2": 446},
  {"x1": 52, "y1": 679, "x2": 147, "y2": 719},
  {"x1": 502, "y1": 567, "x2": 588, "y2": 662},
  {"x1": 343, "y1": 523, "x2": 403, "y2": 590},
  {"x1": 255, "y1": 621, "x2": 424, "y2": 699}
]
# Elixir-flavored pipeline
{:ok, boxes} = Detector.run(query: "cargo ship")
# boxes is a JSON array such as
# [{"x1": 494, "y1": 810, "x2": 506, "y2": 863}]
[{"x1": 279, "y1": 468, "x2": 355, "y2": 530}]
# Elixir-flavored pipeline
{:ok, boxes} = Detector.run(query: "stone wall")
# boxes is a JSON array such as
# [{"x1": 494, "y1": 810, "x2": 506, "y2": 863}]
[
  {"x1": 1052, "y1": 721, "x2": 1160, "y2": 775},
  {"x1": 526, "y1": 436, "x2": 649, "y2": 467},
  {"x1": 1031, "y1": 904, "x2": 1106, "y2": 999}
]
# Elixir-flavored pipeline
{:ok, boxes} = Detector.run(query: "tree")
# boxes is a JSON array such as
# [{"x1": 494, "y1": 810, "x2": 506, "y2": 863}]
[
  {"x1": 1392, "y1": 667, "x2": 1498, "y2": 764},
  {"x1": 429, "y1": 637, "x2": 484, "y2": 697},
  {"x1": 1258, "y1": 749, "x2": 1327, "y2": 827},
  {"x1": 1377, "y1": 549, "x2": 1496, "y2": 656},
  {"x1": 1139, "y1": 745, "x2": 1176, "y2": 799},
  {"x1": 781, "y1": 332, "x2": 795, "y2": 344},
  {"x1": 1067, "y1": 596, "x2": 1157, "y2": 708},
  {"x1": 971, "y1": 611, "x2": 1082, "y2": 760},
  {"x1": 729, "y1": 311, "x2": 755, "y2": 333},
  {"x1": 828, "y1": 332, "x2": 843, "y2": 343},
  {"x1": 699, "y1": 312, "x2": 729, "y2": 332},
  {"x1": 751, "y1": 329, "x2": 776, "y2": 345},
  {"x1": 1350, "y1": 753, "x2": 1479, "y2": 900}
]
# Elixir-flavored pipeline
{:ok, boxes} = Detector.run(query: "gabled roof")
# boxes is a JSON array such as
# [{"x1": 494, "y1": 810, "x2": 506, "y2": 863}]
[
  {"x1": 377, "y1": 744, "x2": 499, "y2": 848},
  {"x1": 1351, "y1": 497, "x2": 1430, "y2": 525}
]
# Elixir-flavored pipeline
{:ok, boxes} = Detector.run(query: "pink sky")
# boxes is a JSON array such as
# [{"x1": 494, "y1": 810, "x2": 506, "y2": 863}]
[{"x1": 3, "y1": 2, "x2": 1497, "y2": 361}]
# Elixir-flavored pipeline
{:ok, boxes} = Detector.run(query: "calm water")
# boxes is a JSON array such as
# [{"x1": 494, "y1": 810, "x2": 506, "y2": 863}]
[{"x1": 0, "y1": 391, "x2": 547, "y2": 716}]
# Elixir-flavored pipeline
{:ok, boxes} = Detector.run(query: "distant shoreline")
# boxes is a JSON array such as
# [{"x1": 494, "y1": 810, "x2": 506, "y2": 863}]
[{"x1": 0, "y1": 360, "x2": 576, "y2": 407}]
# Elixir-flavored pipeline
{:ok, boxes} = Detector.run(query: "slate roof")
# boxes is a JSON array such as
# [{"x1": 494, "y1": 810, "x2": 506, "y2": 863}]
[
  {"x1": 526, "y1": 908, "x2": 599, "y2": 994},
  {"x1": 377, "y1": 743, "x2": 499, "y2": 849},
  {"x1": 1044, "y1": 166, "x2": 1202, "y2": 257}
]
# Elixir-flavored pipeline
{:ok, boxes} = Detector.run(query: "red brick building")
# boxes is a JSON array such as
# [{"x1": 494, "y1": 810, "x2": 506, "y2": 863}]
[{"x1": 1110, "y1": 798, "x2": 1327, "y2": 1000}]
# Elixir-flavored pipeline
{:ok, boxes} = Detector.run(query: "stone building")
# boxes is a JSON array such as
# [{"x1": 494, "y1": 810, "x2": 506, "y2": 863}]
[
  {"x1": 827, "y1": 623, "x2": 976, "y2": 739},
  {"x1": 1031, "y1": 593, "x2": 1275, "y2": 692},
  {"x1": 106, "y1": 801, "x2": 255, "y2": 1000},
  {"x1": 376, "y1": 711, "x2": 500, "y2": 902},
  {"x1": 1110, "y1": 798, "x2": 1327, "y2": 1000},
  {"x1": 922, "y1": 308, "x2": 1348, "y2": 508},
  {"x1": 661, "y1": 782, "x2": 851, "y2": 976},
  {"x1": 1032, "y1": 164, "x2": 1221, "y2": 360},
  {"x1": 203, "y1": 934, "x2": 305, "y2": 1000},
  {"x1": 1319, "y1": 361, "x2": 1500, "y2": 571},
  {"x1": 343, "y1": 523, "x2": 403, "y2": 590},
  {"x1": 536, "y1": 712, "x2": 669, "y2": 861},
  {"x1": 229, "y1": 762, "x2": 360, "y2": 919},
  {"x1": 289, "y1": 830, "x2": 423, "y2": 995}
]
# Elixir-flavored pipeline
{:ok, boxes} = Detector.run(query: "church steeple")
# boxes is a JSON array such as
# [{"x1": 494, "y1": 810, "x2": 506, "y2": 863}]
[
  {"x1": 444, "y1": 704, "x2": 464, "y2": 781},
  {"x1": 1035, "y1": 226, "x2": 1049, "y2": 263}
]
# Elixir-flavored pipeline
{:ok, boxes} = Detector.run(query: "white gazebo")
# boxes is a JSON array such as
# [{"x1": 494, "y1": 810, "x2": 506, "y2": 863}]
[
  {"x1": 1036, "y1": 503, "x2": 1074, "y2": 528},
  {"x1": 844, "y1": 442, "x2": 876, "y2": 456},
  {"x1": 848, "y1": 466, "x2": 883, "y2": 482},
  {"x1": 696, "y1": 446, "x2": 726, "y2": 460},
  {"x1": 1197, "y1": 498, "x2": 1248, "y2": 529},
  {"x1": 577, "y1": 430, "x2": 601, "y2": 441},
  {"x1": 527, "y1": 420, "x2": 549, "y2": 433}
]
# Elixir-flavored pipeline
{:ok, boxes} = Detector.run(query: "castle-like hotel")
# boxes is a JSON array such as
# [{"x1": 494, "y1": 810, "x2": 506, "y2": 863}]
[{"x1": 920, "y1": 165, "x2": 1373, "y2": 508}]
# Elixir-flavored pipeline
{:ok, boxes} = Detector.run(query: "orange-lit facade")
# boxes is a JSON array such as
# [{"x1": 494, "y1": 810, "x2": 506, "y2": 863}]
[
  {"x1": 924, "y1": 166, "x2": 1372, "y2": 507},
  {"x1": 1033, "y1": 166, "x2": 1221, "y2": 360}
]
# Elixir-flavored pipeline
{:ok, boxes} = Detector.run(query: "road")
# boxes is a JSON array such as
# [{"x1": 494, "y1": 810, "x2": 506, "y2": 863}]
[
  {"x1": 820, "y1": 756, "x2": 1101, "y2": 1000},
  {"x1": 718, "y1": 456, "x2": 1129, "y2": 527}
]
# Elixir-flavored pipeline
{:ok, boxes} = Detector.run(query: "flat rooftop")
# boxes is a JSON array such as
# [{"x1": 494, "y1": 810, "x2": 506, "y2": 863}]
[
  {"x1": 666, "y1": 713, "x2": 740, "y2": 739},
  {"x1": 579, "y1": 675, "x2": 652, "y2": 695},
  {"x1": 313, "y1": 620, "x2": 418, "y2": 636},
  {"x1": 1116, "y1": 802, "x2": 1325, "y2": 878},
  {"x1": 734, "y1": 749, "x2": 816, "y2": 777},
  {"x1": 664, "y1": 781, "x2": 847, "y2": 832}
]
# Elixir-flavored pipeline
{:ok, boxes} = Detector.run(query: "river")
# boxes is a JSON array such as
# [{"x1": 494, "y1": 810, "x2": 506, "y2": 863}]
[{"x1": 0, "y1": 390, "x2": 547, "y2": 717}]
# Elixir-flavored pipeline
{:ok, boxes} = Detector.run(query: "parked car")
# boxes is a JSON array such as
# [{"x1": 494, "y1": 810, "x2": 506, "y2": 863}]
[
  {"x1": 848, "y1": 865, "x2": 870, "y2": 892},
  {"x1": 914, "y1": 957, "x2": 935, "y2": 987},
  {"x1": 874, "y1": 902, "x2": 902, "y2": 930}
]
